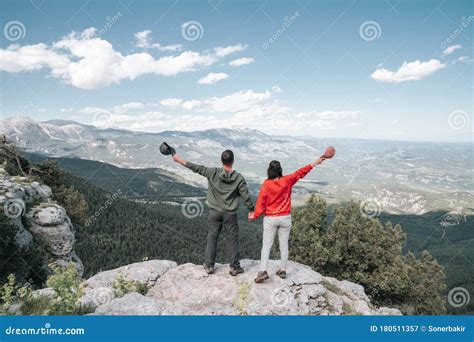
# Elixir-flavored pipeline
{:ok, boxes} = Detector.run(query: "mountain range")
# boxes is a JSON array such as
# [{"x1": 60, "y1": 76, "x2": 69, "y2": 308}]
[{"x1": 1, "y1": 116, "x2": 472, "y2": 215}]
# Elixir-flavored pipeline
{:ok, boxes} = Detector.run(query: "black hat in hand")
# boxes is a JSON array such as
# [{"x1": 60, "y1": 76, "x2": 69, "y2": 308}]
[{"x1": 159, "y1": 142, "x2": 176, "y2": 156}]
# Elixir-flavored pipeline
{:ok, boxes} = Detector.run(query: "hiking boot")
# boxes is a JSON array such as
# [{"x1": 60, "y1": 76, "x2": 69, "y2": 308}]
[
  {"x1": 254, "y1": 271, "x2": 269, "y2": 283},
  {"x1": 276, "y1": 269, "x2": 287, "y2": 279},
  {"x1": 203, "y1": 264, "x2": 214, "y2": 274},
  {"x1": 229, "y1": 266, "x2": 244, "y2": 276}
]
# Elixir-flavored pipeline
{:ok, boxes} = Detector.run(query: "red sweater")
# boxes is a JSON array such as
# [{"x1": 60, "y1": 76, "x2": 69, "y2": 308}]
[{"x1": 253, "y1": 164, "x2": 313, "y2": 219}]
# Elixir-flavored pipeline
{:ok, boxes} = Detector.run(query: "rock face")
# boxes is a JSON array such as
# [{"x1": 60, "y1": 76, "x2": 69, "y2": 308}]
[
  {"x1": 0, "y1": 167, "x2": 83, "y2": 276},
  {"x1": 81, "y1": 260, "x2": 177, "y2": 309},
  {"x1": 91, "y1": 259, "x2": 402, "y2": 316}
]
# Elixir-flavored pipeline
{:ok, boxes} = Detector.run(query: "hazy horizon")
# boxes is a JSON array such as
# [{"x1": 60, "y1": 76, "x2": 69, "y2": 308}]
[{"x1": 2, "y1": 115, "x2": 473, "y2": 144}]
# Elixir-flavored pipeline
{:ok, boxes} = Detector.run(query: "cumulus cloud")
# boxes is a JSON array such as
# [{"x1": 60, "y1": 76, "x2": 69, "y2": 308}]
[
  {"x1": 0, "y1": 28, "x2": 250, "y2": 89},
  {"x1": 0, "y1": 43, "x2": 69, "y2": 73},
  {"x1": 371, "y1": 59, "x2": 445, "y2": 83},
  {"x1": 229, "y1": 57, "x2": 255, "y2": 67},
  {"x1": 442, "y1": 44, "x2": 462, "y2": 56},
  {"x1": 198, "y1": 72, "x2": 229, "y2": 85},
  {"x1": 134, "y1": 30, "x2": 182, "y2": 52}
]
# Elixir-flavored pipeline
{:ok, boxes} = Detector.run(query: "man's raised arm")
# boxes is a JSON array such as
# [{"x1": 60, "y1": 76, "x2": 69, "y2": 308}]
[{"x1": 172, "y1": 154, "x2": 213, "y2": 178}]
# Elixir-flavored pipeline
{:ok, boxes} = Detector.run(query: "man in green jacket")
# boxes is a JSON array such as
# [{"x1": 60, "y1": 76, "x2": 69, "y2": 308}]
[{"x1": 172, "y1": 150, "x2": 255, "y2": 276}]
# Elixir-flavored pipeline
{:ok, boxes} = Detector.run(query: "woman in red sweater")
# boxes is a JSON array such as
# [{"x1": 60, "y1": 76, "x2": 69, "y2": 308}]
[{"x1": 251, "y1": 148, "x2": 333, "y2": 283}]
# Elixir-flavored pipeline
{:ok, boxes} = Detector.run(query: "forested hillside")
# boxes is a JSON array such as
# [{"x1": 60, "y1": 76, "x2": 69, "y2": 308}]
[{"x1": 23, "y1": 152, "x2": 205, "y2": 199}]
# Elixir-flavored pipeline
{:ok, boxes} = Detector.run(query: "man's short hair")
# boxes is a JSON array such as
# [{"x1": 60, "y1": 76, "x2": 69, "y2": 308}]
[{"x1": 221, "y1": 150, "x2": 234, "y2": 166}]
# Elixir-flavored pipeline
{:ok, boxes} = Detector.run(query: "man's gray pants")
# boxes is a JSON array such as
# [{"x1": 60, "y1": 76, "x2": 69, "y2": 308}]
[{"x1": 205, "y1": 208, "x2": 240, "y2": 269}]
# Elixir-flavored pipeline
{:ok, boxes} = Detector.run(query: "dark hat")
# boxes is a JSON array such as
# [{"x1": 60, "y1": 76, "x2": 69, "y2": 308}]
[{"x1": 159, "y1": 142, "x2": 176, "y2": 156}]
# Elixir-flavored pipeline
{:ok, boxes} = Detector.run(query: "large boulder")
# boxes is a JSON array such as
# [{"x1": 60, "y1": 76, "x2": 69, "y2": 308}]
[{"x1": 92, "y1": 259, "x2": 402, "y2": 316}]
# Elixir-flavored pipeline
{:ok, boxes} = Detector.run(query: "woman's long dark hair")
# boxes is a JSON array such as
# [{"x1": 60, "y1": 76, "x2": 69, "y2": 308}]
[{"x1": 267, "y1": 160, "x2": 283, "y2": 180}]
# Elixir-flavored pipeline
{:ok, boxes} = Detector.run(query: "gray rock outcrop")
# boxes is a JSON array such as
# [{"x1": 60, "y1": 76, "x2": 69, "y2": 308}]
[
  {"x1": 91, "y1": 259, "x2": 402, "y2": 316},
  {"x1": 0, "y1": 166, "x2": 83, "y2": 276}
]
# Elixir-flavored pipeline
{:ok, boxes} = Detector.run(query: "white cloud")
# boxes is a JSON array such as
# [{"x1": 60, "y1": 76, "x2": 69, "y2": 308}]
[
  {"x1": 113, "y1": 102, "x2": 145, "y2": 114},
  {"x1": 214, "y1": 44, "x2": 247, "y2": 57},
  {"x1": 204, "y1": 89, "x2": 274, "y2": 112},
  {"x1": 0, "y1": 43, "x2": 69, "y2": 73},
  {"x1": 442, "y1": 44, "x2": 462, "y2": 56},
  {"x1": 182, "y1": 100, "x2": 202, "y2": 110},
  {"x1": 229, "y1": 57, "x2": 254, "y2": 67},
  {"x1": 79, "y1": 107, "x2": 110, "y2": 114},
  {"x1": 160, "y1": 98, "x2": 183, "y2": 107},
  {"x1": 295, "y1": 110, "x2": 360, "y2": 129},
  {"x1": 72, "y1": 88, "x2": 359, "y2": 135},
  {"x1": 0, "y1": 28, "x2": 245, "y2": 89},
  {"x1": 198, "y1": 72, "x2": 229, "y2": 85},
  {"x1": 454, "y1": 56, "x2": 473, "y2": 64},
  {"x1": 134, "y1": 30, "x2": 182, "y2": 52},
  {"x1": 371, "y1": 59, "x2": 445, "y2": 83}
]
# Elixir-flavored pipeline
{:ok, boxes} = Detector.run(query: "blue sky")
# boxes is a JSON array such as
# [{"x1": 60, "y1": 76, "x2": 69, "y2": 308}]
[{"x1": 0, "y1": 0, "x2": 472, "y2": 142}]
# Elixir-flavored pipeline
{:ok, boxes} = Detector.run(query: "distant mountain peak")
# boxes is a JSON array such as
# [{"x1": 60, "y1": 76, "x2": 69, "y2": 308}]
[{"x1": 42, "y1": 119, "x2": 82, "y2": 126}]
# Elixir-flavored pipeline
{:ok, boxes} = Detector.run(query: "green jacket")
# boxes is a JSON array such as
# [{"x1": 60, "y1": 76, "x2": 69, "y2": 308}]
[{"x1": 186, "y1": 162, "x2": 255, "y2": 213}]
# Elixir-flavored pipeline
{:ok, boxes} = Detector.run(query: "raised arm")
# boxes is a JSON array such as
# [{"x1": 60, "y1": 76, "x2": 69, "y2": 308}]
[
  {"x1": 288, "y1": 157, "x2": 326, "y2": 186},
  {"x1": 172, "y1": 154, "x2": 213, "y2": 178}
]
